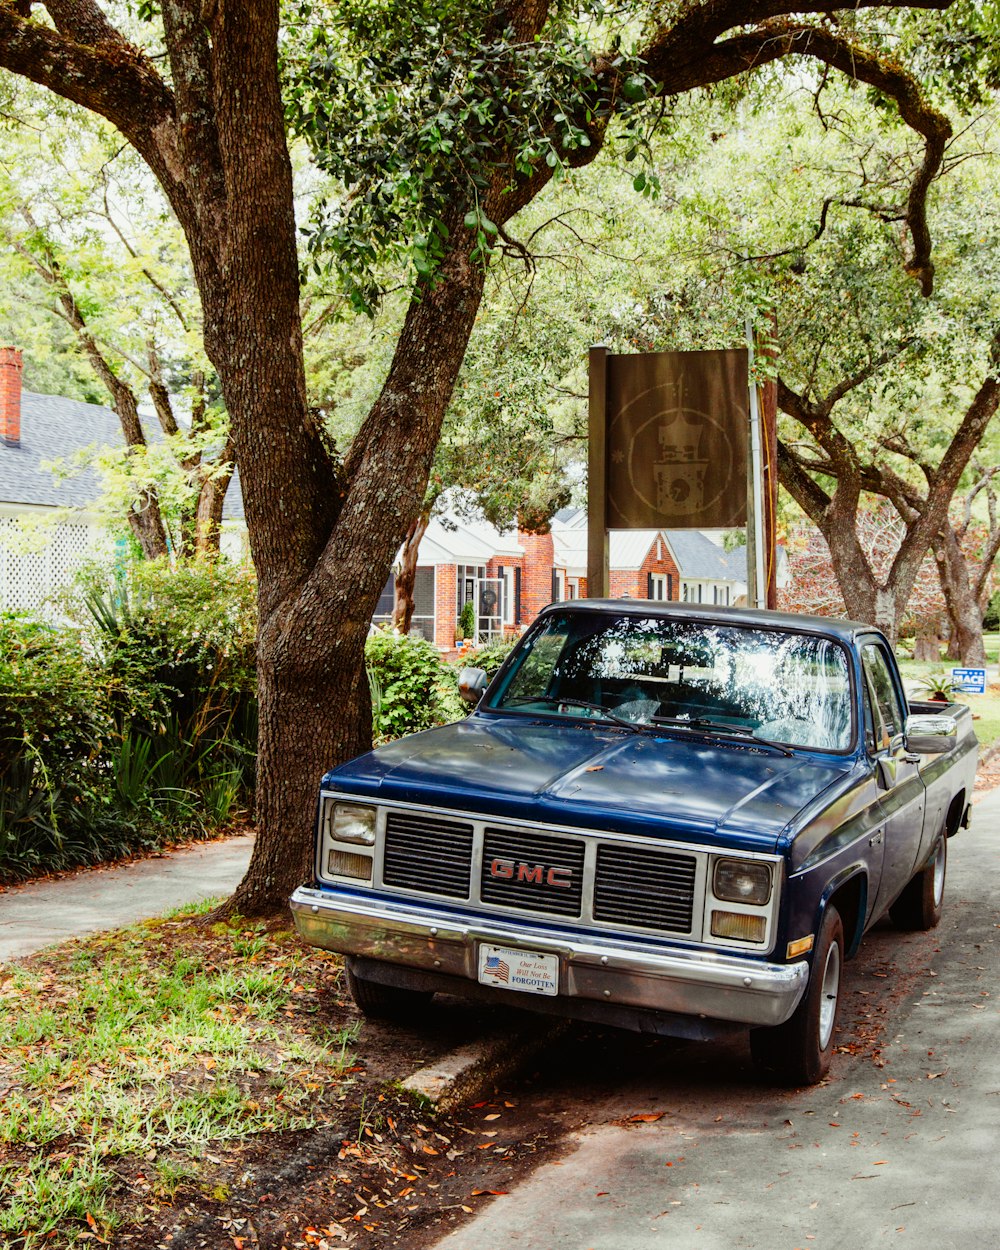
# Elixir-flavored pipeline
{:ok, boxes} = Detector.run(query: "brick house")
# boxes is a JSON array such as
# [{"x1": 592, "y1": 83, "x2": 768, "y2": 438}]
[
  {"x1": 0, "y1": 345, "x2": 246, "y2": 611},
  {"x1": 376, "y1": 503, "x2": 758, "y2": 651}
]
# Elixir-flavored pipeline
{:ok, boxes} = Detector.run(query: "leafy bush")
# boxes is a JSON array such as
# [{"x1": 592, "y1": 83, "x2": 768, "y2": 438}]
[
  {"x1": 458, "y1": 600, "x2": 476, "y2": 639},
  {"x1": 365, "y1": 627, "x2": 464, "y2": 740},
  {"x1": 464, "y1": 635, "x2": 520, "y2": 677},
  {"x1": 0, "y1": 614, "x2": 126, "y2": 880},
  {"x1": 65, "y1": 559, "x2": 258, "y2": 803},
  {"x1": 0, "y1": 562, "x2": 258, "y2": 883}
]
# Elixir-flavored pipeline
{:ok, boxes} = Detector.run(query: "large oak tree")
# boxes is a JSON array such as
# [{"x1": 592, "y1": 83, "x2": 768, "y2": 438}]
[{"x1": 0, "y1": 0, "x2": 961, "y2": 913}]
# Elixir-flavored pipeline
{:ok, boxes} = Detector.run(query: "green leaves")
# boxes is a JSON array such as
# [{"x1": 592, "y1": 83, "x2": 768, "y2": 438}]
[{"x1": 282, "y1": 0, "x2": 655, "y2": 308}]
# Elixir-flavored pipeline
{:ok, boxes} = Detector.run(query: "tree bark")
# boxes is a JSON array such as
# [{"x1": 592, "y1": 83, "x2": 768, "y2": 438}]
[
  {"x1": 934, "y1": 529, "x2": 987, "y2": 665},
  {"x1": 392, "y1": 509, "x2": 431, "y2": 635}
]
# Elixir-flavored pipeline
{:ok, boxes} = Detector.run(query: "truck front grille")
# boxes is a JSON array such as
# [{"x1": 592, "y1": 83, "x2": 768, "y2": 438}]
[
  {"x1": 593, "y1": 844, "x2": 696, "y2": 933},
  {"x1": 382, "y1": 811, "x2": 473, "y2": 899},
  {"x1": 480, "y1": 827, "x2": 585, "y2": 917},
  {"x1": 376, "y1": 806, "x2": 700, "y2": 935}
]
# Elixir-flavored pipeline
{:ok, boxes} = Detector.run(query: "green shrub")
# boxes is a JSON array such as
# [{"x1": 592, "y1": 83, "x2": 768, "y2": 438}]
[
  {"x1": 463, "y1": 635, "x2": 520, "y2": 677},
  {"x1": 458, "y1": 600, "x2": 476, "y2": 639},
  {"x1": 365, "y1": 628, "x2": 464, "y2": 740},
  {"x1": 0, "y1": 615, "x2": 128, "y2": 880},
  {"x1": 65, "y1": 558, "x2": 258, "y2": 807},
  {"x1": 0, "y1": 561, "x2": 258, "y2": 883}
]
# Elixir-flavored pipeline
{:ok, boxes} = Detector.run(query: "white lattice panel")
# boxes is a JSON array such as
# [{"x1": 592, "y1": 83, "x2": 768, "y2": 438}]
[{"x1": 0, "y1": 516, "x2": 100, "y2": 614}]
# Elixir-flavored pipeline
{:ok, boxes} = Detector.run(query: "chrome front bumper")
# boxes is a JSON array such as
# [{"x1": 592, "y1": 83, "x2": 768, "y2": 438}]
[{"x1": 290, "y1": 885, "x2": 808, "y2": 1028}]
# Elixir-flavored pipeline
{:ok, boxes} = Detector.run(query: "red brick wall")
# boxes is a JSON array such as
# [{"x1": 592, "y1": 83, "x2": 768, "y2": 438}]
[
  {"x1": 0, "y1": 345, "x2": 23, "y2": 446},
  {"x1": 434, "y1": 564, "x2": 457, "y2": 648},
  {"x1": 607, "y1": 537, "x2": 680, "y2": 600},
  {"x1": 518, "y1": 530, "x2": 555, "y2": 625},
  {"x1": 639, "y1": 539, "x2": 681, "y2": 600}
]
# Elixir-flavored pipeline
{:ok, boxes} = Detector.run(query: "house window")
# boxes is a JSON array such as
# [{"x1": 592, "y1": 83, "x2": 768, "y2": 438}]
[
  {"x1": 650, "y1": 574, "x2": 667, "y2": 601},
  {"x1": 566, "y1": 577, "x2": 580, "y2": 599},
  {"x1": 457, "y1": 564, "x2": 487, "y2": 614},
  {"x1": 501, "y1": 567, "x2": 516, "y2": 624}
]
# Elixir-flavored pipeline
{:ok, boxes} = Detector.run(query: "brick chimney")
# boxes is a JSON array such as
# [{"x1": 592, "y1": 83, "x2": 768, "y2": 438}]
[{"x1": 0, "y1": 346, "x2": 23, "y2": 447}]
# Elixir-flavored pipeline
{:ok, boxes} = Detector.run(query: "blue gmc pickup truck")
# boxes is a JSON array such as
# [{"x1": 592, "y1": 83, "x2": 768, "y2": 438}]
[{"x1": 291, "y1": 602, "x2": 977, "y2": 1084}]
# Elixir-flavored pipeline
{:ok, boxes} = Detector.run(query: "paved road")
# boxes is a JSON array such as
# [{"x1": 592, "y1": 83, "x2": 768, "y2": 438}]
[
  {"x1": 433, "y1": 789, "x2": 1000, "y2": 1250},
  {"x1": 0, "y1": 834, "x2": 253, "y2": 963}
]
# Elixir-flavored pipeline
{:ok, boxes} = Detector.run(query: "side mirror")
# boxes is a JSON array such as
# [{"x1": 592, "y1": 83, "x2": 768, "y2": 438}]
[
  {"x1": 458, "y1": 666, "x2": 489, "y2": 706},
  {"x1": 905, "y1": 713, "x2": 958, "y2": 755}
]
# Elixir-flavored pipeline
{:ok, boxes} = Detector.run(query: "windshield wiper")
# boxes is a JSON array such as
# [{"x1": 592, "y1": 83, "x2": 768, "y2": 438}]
[
  {"x1": 650, "y1": 716, "x2": 795, "y2": 756},
  {"x1": 505, "y1": 696, "x2": 643, "y2": 732}
]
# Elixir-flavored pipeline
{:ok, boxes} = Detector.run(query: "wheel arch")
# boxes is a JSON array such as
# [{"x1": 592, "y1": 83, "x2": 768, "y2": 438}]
[
  {"x1": 944, "y1": 789, "x2": 966, "y2": 839},
  {"x1": 823, "y1": 869, "x2": 868, "y2": 960}
]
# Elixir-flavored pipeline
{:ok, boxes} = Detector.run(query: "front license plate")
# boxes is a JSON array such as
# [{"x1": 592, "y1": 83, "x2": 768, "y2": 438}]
[{"x1": 477, "y1": 944, "x2": 559, "y2": 996}]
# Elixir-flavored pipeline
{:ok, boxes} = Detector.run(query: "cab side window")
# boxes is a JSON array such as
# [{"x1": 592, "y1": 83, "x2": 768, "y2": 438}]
[{"x1": 862, "y1": 644, "x2": 904, "y2": 748}]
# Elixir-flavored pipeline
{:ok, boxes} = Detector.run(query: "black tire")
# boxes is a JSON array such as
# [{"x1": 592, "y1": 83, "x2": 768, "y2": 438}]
[
  {"x1": 750, "y1": 904, "x2": 844, "y2": 1086},
  {"x1": 890, "y1": 835, "x2": 946, "y2": 931},
  {"x1": 345, "y1": 963, "x2": 433, "y2": 1022}
]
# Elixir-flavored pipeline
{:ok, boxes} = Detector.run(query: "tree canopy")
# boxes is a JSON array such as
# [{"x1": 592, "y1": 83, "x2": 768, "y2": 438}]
[{"x1": 0, "y1": 0, "x2": 991, "y2": 912}]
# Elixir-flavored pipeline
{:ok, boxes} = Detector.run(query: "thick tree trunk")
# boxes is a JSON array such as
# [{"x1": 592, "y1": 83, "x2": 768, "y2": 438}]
[
  {"x1": 935, "y1": 530, "x2": 987, "y2": 665},
  {"x1": 392, "y1": 509, "x2": 431, "y2": 634},
  {"x1": 913, "y1": 629, "x2": 943, "y2": 661}
]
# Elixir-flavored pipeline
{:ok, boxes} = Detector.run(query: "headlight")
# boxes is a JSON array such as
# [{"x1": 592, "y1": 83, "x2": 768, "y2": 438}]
[
  {"x1": 324, "y1": 800, "x2": 377, "y2": 846},
  {"x1": 713, "y1": 858, "x2": 772, "y2": 905}
]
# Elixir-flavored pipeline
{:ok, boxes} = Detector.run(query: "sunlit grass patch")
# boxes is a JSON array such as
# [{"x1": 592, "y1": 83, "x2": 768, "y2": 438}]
[{"x1": 0, "y1": 913, "x2": 348, "y2": 1248}]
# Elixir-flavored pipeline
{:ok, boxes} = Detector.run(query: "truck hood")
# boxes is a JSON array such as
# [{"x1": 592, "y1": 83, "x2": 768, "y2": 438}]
[{"x1": 324, "y1": 714, "x2": 854, "y2": 853}]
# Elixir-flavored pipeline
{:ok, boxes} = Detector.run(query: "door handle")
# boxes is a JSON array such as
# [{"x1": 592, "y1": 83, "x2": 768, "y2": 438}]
[{"x1": 869, "y1": 829, "x2": 884, "y2": 847}]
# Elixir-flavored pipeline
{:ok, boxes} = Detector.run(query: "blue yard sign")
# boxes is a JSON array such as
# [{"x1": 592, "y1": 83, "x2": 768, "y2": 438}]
[{"x1": 951, "y1": 667, "x2": 987, "y2": 695}]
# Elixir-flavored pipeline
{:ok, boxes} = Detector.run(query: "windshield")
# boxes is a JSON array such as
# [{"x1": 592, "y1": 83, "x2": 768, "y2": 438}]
[{"x1": 488, "y1": 611, "x2": 854, "y2": 752}]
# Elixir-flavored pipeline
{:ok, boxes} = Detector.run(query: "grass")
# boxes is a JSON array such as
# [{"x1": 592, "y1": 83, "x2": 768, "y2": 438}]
[{"x1": 0, "y1": 902, "x2": 355, "y2": 1248}]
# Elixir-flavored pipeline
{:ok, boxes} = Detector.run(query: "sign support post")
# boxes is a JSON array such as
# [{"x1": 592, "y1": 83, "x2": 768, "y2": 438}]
[
  {"x1": 745, "y1": 321, "x2": 767, "y2": 609},
  {"x1": 588, "y1": 344, "x2": 610, "y2": 599}
]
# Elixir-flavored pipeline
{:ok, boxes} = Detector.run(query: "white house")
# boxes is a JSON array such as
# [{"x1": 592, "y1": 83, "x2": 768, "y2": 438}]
[{"x1": 0, "y1": 345, "x2": 245, "y2": 612}]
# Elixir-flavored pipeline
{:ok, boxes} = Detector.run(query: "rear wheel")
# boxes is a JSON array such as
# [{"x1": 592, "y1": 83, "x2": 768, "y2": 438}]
[
  {"x1": 751, "y1": 904, "x2": 844, "y2": 1086},
  {"x1": 890, "y1": 836, "x2": 946, "y2": 931},
  {"x1": 345, "y1": 963, "x2": 433, "y2": 1022}
]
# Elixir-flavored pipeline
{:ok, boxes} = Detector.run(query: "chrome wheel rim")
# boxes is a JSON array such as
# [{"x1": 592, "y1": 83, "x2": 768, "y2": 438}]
[
  {"x1": 818, "y1": 941, "x2": 842, "y2": 1051},
  {"x1": 932, "y1": 839, "x2": 946, "y2": 908}
]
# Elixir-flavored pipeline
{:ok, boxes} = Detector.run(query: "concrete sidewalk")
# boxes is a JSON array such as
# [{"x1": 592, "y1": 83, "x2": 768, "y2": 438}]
[{"x1": 0, "y1": 833, "x2": 253, "y2": 963}]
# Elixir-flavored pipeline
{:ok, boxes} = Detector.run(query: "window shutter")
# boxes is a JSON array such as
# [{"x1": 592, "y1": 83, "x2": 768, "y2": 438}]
[
  {"x1": 551, "y1": 569, "x2": 559, "y2": 601},
  {"x1": 514, "y1": 568, "x2": 522, "y2": 622},
  {"x1": 667, "y1": 573, "x2": 673, "y2": 601},
  {"x1": 647, "y1": 572, "x2": 654, "y2": 599}
]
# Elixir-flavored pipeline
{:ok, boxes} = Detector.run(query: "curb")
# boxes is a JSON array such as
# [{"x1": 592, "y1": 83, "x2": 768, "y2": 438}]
[{"x1": 402, "y1": 1017, "x2": 567, "y2": 1114}]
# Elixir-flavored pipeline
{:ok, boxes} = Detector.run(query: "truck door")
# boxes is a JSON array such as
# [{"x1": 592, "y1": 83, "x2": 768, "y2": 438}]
[{"x1": 862, "y1": 640, "x2": 925, "y2": 916}]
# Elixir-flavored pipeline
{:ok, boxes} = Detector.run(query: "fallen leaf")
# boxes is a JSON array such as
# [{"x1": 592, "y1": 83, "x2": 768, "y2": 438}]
[
  {"x1": 927, "y1": 1072, "x2": 947, "y2": 1080},
  {"x1": 483, "y1": 1113, "x2": 501, "y2": 1121},
  {"x1": 629, "y1": 1113, "x2": 663, "y2": 1123},
  {"x1": 585, "y1": 765, "x2": 604, "y2": 772},
  {"x1": 471, "y1": 1189, "x2": 508, "y2": 1197}
]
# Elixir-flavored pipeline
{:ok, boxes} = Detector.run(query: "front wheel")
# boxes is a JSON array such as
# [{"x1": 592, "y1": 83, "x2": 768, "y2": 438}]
[
  {"x1": 345, "y1": 963, "x2": 433, "y2": 1022},
  {"x1": 889, "y1": 836, "x2": 946, "y2": 931},
  {"x1": 751, "y1": 904, "x2": 844, "y2": 1086}
]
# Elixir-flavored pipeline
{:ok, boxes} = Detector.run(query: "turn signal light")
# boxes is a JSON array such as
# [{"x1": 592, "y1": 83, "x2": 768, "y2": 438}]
[
  {"x1": 327, "y1": 850, "x2": 373, "y2": 881},
  {"x1": 711, "y1": 910, "x2": 766, "y2": 943}
]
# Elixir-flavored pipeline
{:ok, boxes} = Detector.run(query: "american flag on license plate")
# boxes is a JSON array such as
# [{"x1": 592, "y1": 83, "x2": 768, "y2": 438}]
[{"x1": 484, "y1": 955, "x2": 510, "y2": 982}]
